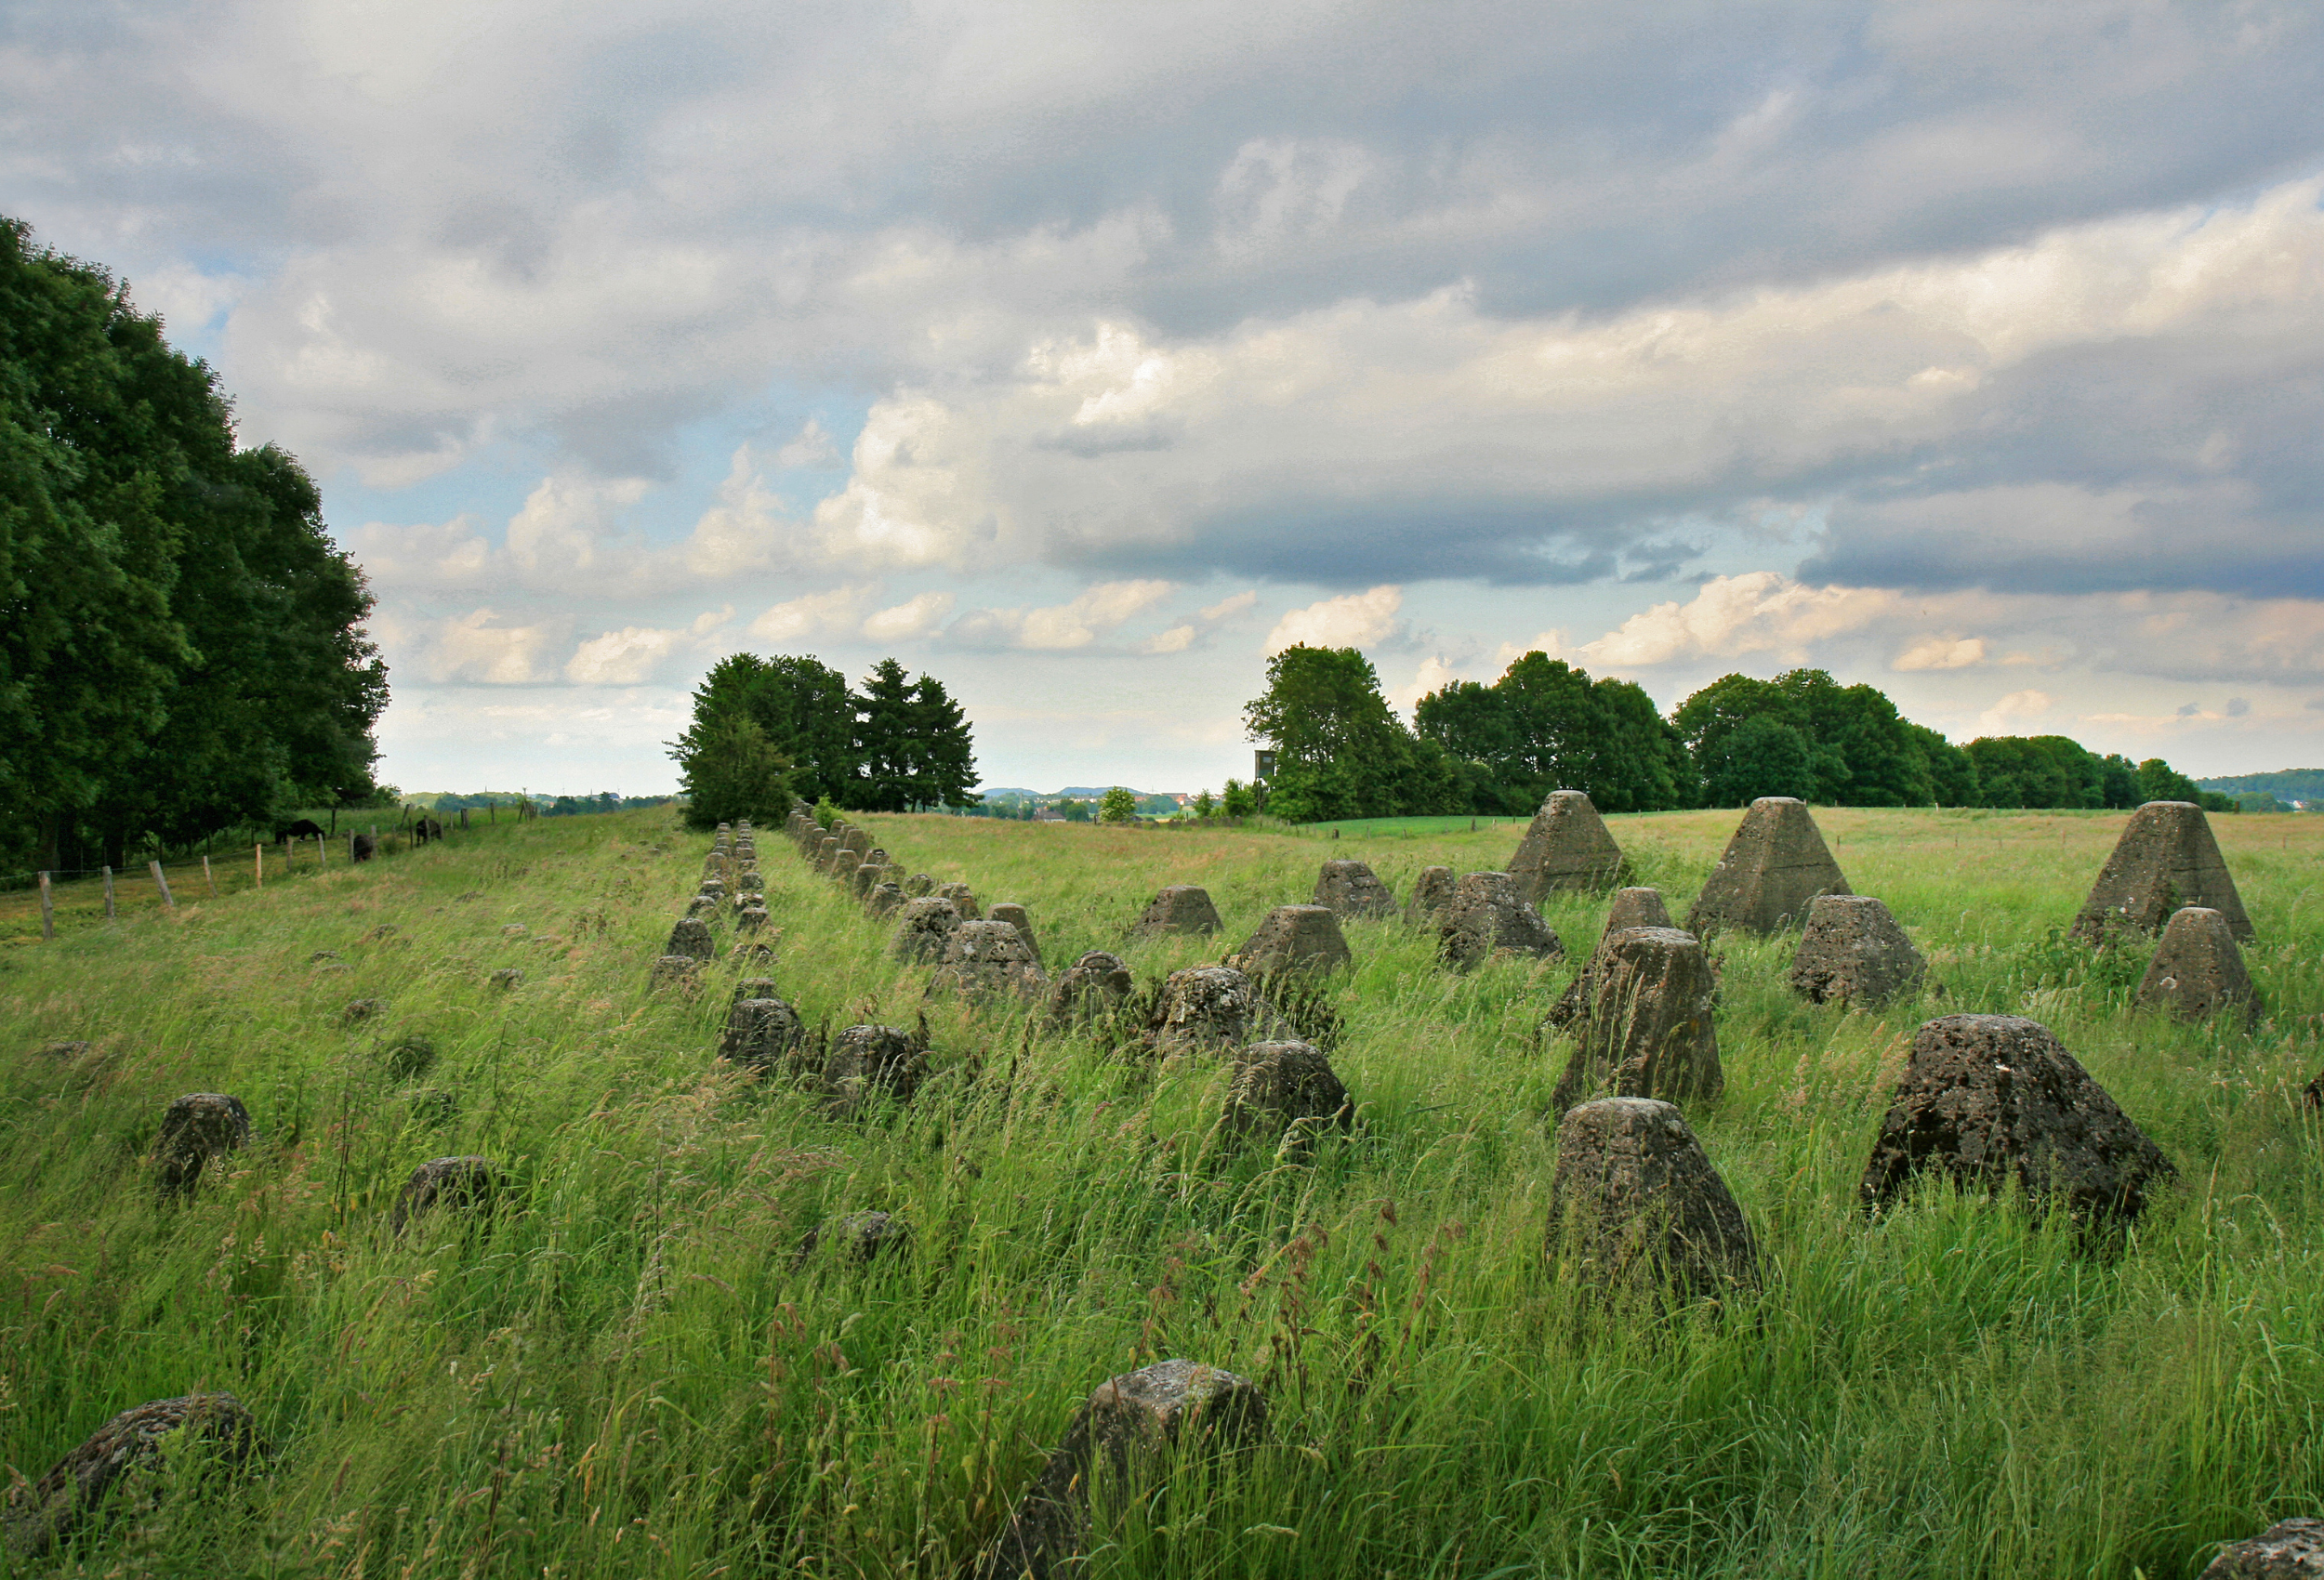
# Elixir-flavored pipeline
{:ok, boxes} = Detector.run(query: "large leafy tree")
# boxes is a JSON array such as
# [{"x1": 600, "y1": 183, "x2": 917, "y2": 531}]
[
  {"x1": 905, "y1": 671, "x2": 980, "y2": 810},
  {"x1": 673, "y1": 651, "x2": 977, "y2": 816},
  {"x1": 673, "y1": 712, "x2": 793, "y2": 830},
  {"x1": 1246, "y1": 645, "x2": 1426, "y2": 822},
  {"x1": 1676, "y1": 669, "x2": 1934, "y2": 808},
  {"x1": 0, "y1": 217, "x2": 388, "y2": 870},
  {"x1": 1416, "y1": 652, "x2": 1689, "y2": 813}
]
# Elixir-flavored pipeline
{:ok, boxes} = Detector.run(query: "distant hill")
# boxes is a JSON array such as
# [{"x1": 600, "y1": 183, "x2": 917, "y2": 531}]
[
  {"x1": 2197, "y1": 770, "x2": 2324, "y2": 802},
  {"x1": 979, "y1": 786, "x2": 1185, "y2": 801}
]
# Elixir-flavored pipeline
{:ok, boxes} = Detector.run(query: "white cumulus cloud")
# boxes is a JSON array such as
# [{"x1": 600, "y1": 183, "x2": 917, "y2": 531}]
[
  {"x1": 1264, "y1": 585, "x2": 1405, "y2": 655},
  {"x1": 749, "y1": 585, "x2": 878, "y2": 644},
  {"x1": 1893, "y1": 636, "x2": 1988, "y2": 671},
  {"x1": 861, "y1": 590, "x2": 957, "y2": 641}
]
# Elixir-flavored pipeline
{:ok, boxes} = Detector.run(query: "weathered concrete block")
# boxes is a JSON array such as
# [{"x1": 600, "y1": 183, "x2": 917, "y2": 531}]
[
  {"x1": 1131, "y1": 885, "x2": 1223, "y2": 937},
  {"x1": 720, "y1": 996, "x2": 810, "y2": 1075},
  {"x1": 1439, "y1": 871, "x2": 1564, "y2": 970},
  {"x1": 390, "y1": 1155, "x2": 507, "y2": 1234},
  {"x1": 839, "y1": 827, "x2": 873, "y2": 859},
  {"x1": 866, "y1": 881, "x2": 905, "y2": 916},
  {"x1": 152, "y1": 1093, "x2": 252, "y2": 1196},
  {"x1": 793, "y1": 1209, "x2": 911, "y2": 1267},
  {"x1": 1230, "y1": 904, "x2": 1352, "y2": 975},
  {"x1": 1050, "y1": 950, "x2": 1133, "y2": 1023},
  {"x1": 5, "y1": 1393, "x2": 263, "y2": 1560},
  {"x1": 1507, "y1": 789, "x2": 1627, "y2": 902},
  {"x1": 1312, "y1": 860, "x2": 1397, "y2": 920},
  {"x1": 666, "y1": 917, "x2": 715, "y2": 960},
  {"x1": 488, "y1": 968, "x2": 523, "y2": 991},
  {"x1": 930, "y1": 920, "x2": 1049, "y2": 1001},
  {"x1": 822, "y1": 1024, "x2": 930, "y2": 1114},
  {"x1": 1602, "y1": 886, "x2": 1673, "y2": 938},
  {"x1": 736, "y1": 904, "x2": 771, "y2": 933},
  {"x1": 890, "y1": 897, "x2": 963, "y2": 963},
  {"x1": 813, "y1": 836, "x2": 841, "y2": 873},
  {"x1": 648, "y1": 954, "x2": 703, "y2": 993},
  {"x1": 852, "y1": 861, "x2": 891, "y2": 899},
  {"x1": 1550, "y1": 927, "x2": 1723, "y2": 1110},
  {"x1": 1788, "y1": 894, "x2": 1926, "y2": 1006},
  {"x1": 830, "y1": 852, "x2": 863, "y2": 889},
  {"x1": 1149, "y1": 967, "x2": 1267, "y2": 1054},
  {"x1": 988, "y1": 902, "x2": 1042, "y2": 965},
  {"x1": 1225, "y1": 1040, "x2": 1352, "y2": 1138},
  {"x1": 935, "y1": 881, "x2": 982, "y2": 919},
  {"x1": 970, "y1": 1361, "x2": 1269, "y2": 1580},
  {"x1": 1686, "y1": 797, "x2": 1851, "y2": 935},
  {"x1": 1404, "y1": 865, "x2": 1456, "y2": 927},
  {"x1": 736, "y1": 871, "x2": 764, "y2": 896},
  {"x1": 905, "y1": 872, "x2": 934, "y2": 896},
  {"x1": 2135, "y1": 906, "x2": 2259, "y2": 1024},
  {"x1": 2074, "y1": 801, "x2": 2255, "y2": 942},
  {"x1": 1549, "y1": 1098, "x2": 1757, "y2": 1301},
  {"x1": 2198, "y1": 1518, "x2": 2324, "y2": 1579},
  {"x1": 698, "y1": 878, "x2": 728, "y2": 903},
  {"x1": 684, "y1": 894, "x2": 720, "y2": 921},
  {"x1": 1859, "y1": 1014, "x2": 2174, "y2": 1224}
]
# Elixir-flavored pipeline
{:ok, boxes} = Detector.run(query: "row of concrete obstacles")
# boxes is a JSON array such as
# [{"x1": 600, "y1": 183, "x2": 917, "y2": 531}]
[{"x1": 17, "y1": 798, "x2": 2281, "y2": 1566}]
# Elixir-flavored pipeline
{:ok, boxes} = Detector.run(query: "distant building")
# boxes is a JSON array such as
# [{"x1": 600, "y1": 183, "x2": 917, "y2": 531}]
[{"x1": 1032, "y1": 806, "x2": 1067, "y2": 823}]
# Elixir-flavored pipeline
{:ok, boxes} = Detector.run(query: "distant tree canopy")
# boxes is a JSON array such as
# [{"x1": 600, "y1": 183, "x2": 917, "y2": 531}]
[
  {"x1": 668, "y1": 652, "x2": 978, "y2": 829},
  {"x1": 1416, "y1": 653, "x2": 1691, "y2": 814},
  {"x1": 1, "y1": 217, "x2": 390, "y2": 871},
  {"x1": 1242, "y1": 644, "x2": 2228, "y2": 824}
]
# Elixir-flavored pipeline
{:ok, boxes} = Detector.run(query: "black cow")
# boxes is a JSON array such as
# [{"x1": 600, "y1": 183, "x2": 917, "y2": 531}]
[
  {"x1": 414, "y1": 817, "x2": 443, "y2": 845},
  {"x1": 351, "y1": 834, "x2": 376, "y2": 862},
  {"x1": 277, "y1": 819, "x2": 326, "y2": 843}
]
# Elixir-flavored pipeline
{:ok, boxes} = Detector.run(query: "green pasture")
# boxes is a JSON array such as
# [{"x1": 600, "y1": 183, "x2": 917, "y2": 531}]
[{"x1": 3, "y1": 804, "x2": 2322, "y2": 1577}]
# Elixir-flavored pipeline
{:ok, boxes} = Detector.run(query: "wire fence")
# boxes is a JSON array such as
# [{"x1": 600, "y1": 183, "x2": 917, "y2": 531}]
[{"x1": 0, "y1": 806, "x2": 535, "y2": 944}]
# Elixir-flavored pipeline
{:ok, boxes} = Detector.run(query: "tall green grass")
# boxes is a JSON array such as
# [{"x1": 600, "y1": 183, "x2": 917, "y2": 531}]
[{"x1": 2, "y1": 804, "x2": 2321, "y2": 1576}]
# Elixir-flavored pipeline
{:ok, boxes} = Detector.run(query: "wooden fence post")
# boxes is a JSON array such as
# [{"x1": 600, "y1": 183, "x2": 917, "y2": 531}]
[
  {"x1": 150, "y1": 860, "x2": 175, "y2": 909},
  {"x1": 203, "y1": 854, "x2": 217, "y2": 896},
  {"x1": 317, "y1": 833, "x2": 328, "y2": 870},
  {"x1": 256, "y1": 842, "x2": 263, "y2": 889},
  {"x1": 38, "y1": 872, "x2": 54, "y2": 941},
  {"x1": 102, "y1": 864, "x2": 116, "y2": 919}
]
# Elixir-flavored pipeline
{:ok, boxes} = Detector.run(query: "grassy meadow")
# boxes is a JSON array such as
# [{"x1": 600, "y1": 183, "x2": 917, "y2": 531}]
[{"x1": 4, "y1": 803, "x2": 2324, "y2": 1577}]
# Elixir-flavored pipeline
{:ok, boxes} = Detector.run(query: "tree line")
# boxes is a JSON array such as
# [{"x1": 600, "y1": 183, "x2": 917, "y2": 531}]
[
  {"x1": 668, "y1": 653, "x2": 977, "y2": 829},
  {"x1": 1246, "y1": 644, "x2": 2234, "y2": 822},
  {"x1": 1, "y1": 219, "x2": 390, "y2": 874}
]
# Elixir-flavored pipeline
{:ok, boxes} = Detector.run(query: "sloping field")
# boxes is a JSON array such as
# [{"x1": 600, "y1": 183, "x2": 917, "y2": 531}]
[{"x1": 4, "y1": 805, "x2": 2323, "y2": 1576}]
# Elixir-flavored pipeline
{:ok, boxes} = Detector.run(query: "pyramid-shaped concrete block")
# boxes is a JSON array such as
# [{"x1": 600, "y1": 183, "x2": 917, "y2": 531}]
[
  {"x1": 2134, "y1": 906, "x2": 2258, "y2": 1024},
  {"x1": 930, "y1": 920, "x2": 1049, "y2": 1002},
  {"x1": 2072, "y1": 801, "x2": 2253, "y2": 942},
  {"x1": 1685, "y1": 797, "x2": 1851, "y2": 935},
  {"x1": 1601, "y1": 886, "x2": 1673, "y2": 940},
  {"x1": 1548, "y1": 1098, "x2": 1758, "y2": 1303},
  {"x1": 1312, "y1": 860, "x2": 1398, "y2": 919},
  {"x1": 1506, "y1": 790, "x2": 1627, "y2": 903},
  {"x1": 1549, "y1": 927, "x2": 1723, "y2": 1110},
  {"x1": 1858, "y1": 1014, "x2": 2174, "y2": 1224},
  {"x1": 1438, "y1": 872, "x2": 1564, "y2": 970},
  {"x1": 1131, "y1": 885, "x2": 1223, "y2": 937},
  {"x1": 1230, "y1": 905, "x2": 1352, "y2": 975},
  {"x1": 1788, "y1": 895, "x2": 1927, "y2": 1006},
  {"x1": 1404, "y1": 865, "x2": 1455, "y2": 927}
]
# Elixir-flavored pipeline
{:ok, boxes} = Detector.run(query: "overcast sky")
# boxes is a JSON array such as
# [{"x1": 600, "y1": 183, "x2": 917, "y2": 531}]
[{"x1": 9, "y1": 1, "x2": 2324, "y2": 794}]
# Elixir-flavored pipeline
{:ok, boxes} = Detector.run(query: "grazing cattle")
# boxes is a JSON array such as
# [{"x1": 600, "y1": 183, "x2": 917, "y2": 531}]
[
  {"x1": 414, "y1": 817, "x2": 443, "y2": 845},
  {"x1": 351, "y1": 834, "x2": 376, "y2": 862},
  {"x1": 277, "y1": 819, "x2": 326, "y2": 843}
]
